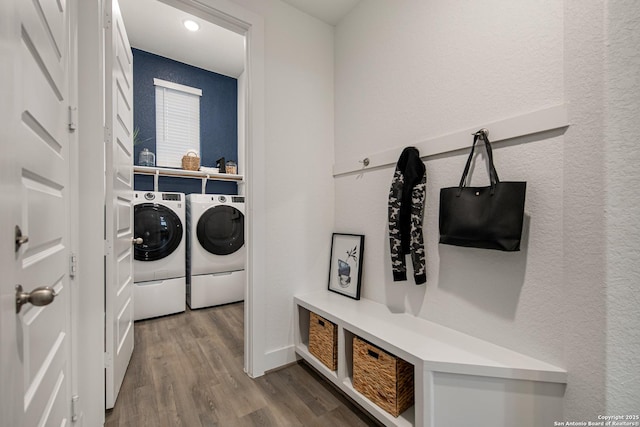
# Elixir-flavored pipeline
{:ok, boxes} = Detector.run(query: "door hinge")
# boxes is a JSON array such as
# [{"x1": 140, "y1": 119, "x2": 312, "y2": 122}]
[
  {"x1": 68, "y1": 106, "x2": 78, "y2": 132},
  {"x1": 104, "y1": 126, "x2": 112, "y2": 144},
  {"x1": 71, "y1": 395, "x2": 80, "y2": 422},
  {"x1": 103, "y1": 9, "x2": 112, "y2": 29},
  {"x1": 104, "y1": 240, "x2": 112, "y2": 256},
  {"x1": 69, "y1": 253, "x2": 78, "y2": 278},
  {"x1": 105, "y1": 351, "x2": 112, "y2": 369}
]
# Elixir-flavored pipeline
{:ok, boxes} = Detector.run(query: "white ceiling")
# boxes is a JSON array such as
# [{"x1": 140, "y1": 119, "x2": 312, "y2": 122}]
[
  {"x1": 119, "y1": 0, "x2": 245, "y2": 78},
  {"x1": 280, "y1": 0, "x2": 362, "y2": 26},
  {"x1": 118, "y1": 0, "x2": 361, "y2": 78}
]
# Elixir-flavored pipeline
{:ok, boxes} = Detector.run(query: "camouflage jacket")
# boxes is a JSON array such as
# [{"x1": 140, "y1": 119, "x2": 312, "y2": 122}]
[{"x1": 388, "y1": 147, "x2": 427, "y2": 284}]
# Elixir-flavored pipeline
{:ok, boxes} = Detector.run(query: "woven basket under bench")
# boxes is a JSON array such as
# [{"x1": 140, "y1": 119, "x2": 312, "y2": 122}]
[
  {"x1": 308, "y1": 312, "x2": 337, "y2": 371},
  {"x1": 352, "y1": 336, "x2": 414, "y2": 417}
]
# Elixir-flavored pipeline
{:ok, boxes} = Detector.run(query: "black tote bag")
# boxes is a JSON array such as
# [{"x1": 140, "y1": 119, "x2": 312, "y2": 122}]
[{"x1": 439, "y1": 130, "x2": 526, "y2": 251}]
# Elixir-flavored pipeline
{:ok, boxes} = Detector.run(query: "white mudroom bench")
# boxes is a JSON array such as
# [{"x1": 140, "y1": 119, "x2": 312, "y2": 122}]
[{"x1": 294, "y1": 291, "x2": 567, "y2": 427}]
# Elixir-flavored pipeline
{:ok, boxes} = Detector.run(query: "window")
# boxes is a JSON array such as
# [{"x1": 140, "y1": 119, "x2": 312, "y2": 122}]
[{"x1": 154, "y1": 78, "x2": 201, "y2": 168}]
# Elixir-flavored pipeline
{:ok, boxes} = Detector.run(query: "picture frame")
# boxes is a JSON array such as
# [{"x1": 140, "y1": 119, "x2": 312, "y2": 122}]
[{"x1": 328, "y1": 233, "x2": 364, "y2": 300}]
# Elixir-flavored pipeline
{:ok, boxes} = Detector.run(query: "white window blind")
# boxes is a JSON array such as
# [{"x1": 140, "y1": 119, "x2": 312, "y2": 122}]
[{"x1": 154, "y1": 78, "x2": 202, "y2": 168}]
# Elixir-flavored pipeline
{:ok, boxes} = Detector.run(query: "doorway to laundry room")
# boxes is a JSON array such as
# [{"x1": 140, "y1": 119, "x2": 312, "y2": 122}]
[{"x1": 114, "y1": 0, "x2": 250, "y2": 412}]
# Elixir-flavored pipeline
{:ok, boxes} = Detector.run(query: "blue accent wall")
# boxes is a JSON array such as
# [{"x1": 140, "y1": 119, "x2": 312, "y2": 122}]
[{"x1": 132, "y1": 48, "x2": 238, "y2": 195}]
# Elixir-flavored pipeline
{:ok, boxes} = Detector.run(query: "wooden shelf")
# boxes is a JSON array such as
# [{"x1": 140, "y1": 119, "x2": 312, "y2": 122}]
[
  {"x1": 133, "y1": 165, "x2": 243, "y2": 193},
  {"x1": 133, "y1": 165, "x2": 244, "y2": 182}
]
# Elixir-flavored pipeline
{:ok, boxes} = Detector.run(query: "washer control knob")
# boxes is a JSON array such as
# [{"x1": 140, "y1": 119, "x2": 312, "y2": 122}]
[{"x1": 145, "y1": 193, "x2": 155, "y2": 200}]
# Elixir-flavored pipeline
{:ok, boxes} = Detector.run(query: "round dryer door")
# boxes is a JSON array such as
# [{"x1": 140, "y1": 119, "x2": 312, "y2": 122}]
[
  {"x1": 197, "y1": 205, "x2": 244, "y2": 255},
  {"x1": 134, "y1": 203, "x2": 183, "y2": 261}
]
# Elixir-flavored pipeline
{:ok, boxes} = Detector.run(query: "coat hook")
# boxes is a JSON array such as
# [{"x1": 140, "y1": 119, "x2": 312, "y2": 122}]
[{"x1": 472, "y1": 128, "x2": 489, "y2": 137}]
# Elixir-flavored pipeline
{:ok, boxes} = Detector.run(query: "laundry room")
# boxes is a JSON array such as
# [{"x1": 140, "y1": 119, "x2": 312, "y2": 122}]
[
  {"x1": 114, "y1": 0, "x2": 247, "y2": 315},
  {"x1": 122, "y1": 0, "x2": 248, "y2": 320},
  {"x1": 113, "y1": 0, "x2": 252, "y2": 418}
]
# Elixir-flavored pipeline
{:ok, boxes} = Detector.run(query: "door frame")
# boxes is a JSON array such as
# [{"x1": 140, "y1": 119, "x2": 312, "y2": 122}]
[
  {"x1": 76, "y1": 0, "x2": 110, "y2": 424},
  {"x1": 76, "y1": 0, "x2": 265, "y2": 423}
]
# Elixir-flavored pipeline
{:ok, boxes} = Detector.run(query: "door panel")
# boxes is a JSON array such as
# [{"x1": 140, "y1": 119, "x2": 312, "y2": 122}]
[
  {"x1": 20, "y1": 0, "x2": 66, "y2": 99},
  {"x1": 22, "y1": 292, "x2": 67, "y2": 427},
  {"x1": 117, "y1": 84, "x2": 133, "y2": 134},
  {"x1": 1, "y1": 0, "x2": 72, "y2": 424},
  {"x1": 105, "y1": 0, "x2": 135, "y2": 409},
  {"x1": 21, "y1": 176, "x2": 65, "y2": 264}
]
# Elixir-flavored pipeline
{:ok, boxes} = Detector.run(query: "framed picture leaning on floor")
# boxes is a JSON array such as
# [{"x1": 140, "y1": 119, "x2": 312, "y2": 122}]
[{"x1": 328, "y1": 233, "x2": 364, "y2": 300}]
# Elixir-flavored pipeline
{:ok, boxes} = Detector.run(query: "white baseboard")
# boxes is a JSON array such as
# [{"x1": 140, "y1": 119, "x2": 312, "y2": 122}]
[{"x1": 263, "y1": 345, "x2": 298, "y2": 372}]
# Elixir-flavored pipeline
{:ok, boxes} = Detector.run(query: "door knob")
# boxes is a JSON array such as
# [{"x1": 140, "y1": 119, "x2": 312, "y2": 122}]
[
  {"x1": 15, "y1": 285, "x2": 57, "y2": 313},
  {"x1": 132, "y1": 237, "x2": 143, "y2": 245}
]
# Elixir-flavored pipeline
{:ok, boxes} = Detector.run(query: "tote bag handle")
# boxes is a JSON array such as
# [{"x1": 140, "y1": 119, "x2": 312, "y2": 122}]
[{"x1": 457, "y1": 130, "x2": 500, "y2": 195}]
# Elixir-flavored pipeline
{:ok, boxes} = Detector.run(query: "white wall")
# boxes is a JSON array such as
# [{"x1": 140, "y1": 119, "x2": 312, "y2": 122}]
[
  {"x1": 604, "y1": 0, "x2": 640, "y2": 412},
  {"x1": 229, "y1": 0, "x2": 335, "y2": 369},
  {"x1": 562, "y1": 0, "x2": 607, "y2": 418},
  {"x1": 336, "y1": 0, "x2": 566, "y2": 364},
  {"x1": 335, "y1": 0, "x2": 639, "y2": 419}
]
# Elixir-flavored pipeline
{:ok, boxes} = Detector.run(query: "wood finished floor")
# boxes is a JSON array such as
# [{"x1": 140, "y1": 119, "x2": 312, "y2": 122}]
[{"x1": 105, "y1": 303, "x2": 379, "y2": 427}]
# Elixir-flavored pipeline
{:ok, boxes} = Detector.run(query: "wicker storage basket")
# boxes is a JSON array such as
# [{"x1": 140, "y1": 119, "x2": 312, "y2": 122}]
[
  {"x1": 352, "y1": 336, "x2": 414, "y2": 417},
  {"x1": 308, "y1": 312, "x2": 337, "y2": 371},
  {"x1": 181, "y1": 152, "x2": 200, "y2": 170}
]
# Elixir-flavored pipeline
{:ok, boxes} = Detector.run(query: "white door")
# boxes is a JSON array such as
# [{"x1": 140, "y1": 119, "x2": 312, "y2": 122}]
[
  {"x1": 0, "y1": 0, "x2": 73, "y2": 425},
  {"x1": 104, "y1": 0, "x2": 135, "y2": 409}
]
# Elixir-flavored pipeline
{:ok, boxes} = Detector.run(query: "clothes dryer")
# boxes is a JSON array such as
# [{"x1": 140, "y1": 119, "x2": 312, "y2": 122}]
[
  {"x1": 133, "y1": 191, "x2": 186, "y2": 320},
  {"x1": 186, "y1": 194, "x2": 245, "y2": 309}
]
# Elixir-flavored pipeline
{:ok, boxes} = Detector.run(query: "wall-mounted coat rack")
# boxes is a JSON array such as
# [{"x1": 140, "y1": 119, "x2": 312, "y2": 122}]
[{"x1": 333, "y1": 103, "x2": 569, "y2": 177}]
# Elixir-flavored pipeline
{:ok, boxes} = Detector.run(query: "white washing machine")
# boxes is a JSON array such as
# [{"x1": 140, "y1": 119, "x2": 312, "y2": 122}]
[
  {"x1": 187, "y1": 194, "x2": 245, "y2": 309},
  {"x1": 133, "y1": 191, "x2": 186, "y2": 320}
]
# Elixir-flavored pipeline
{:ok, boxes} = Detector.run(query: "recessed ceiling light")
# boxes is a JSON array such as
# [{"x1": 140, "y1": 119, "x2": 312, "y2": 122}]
[{"x1": 183, "y1": 19, "x2": 200, "y2": 32}]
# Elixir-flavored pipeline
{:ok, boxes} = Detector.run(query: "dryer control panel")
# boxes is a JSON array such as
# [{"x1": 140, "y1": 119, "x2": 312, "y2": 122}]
[
  {"x1": 162, "y1": 193, "x2": 182, "y2": 201},
  {"x1": 206, "y1": 195, "x2": 244, "y2": 203}
]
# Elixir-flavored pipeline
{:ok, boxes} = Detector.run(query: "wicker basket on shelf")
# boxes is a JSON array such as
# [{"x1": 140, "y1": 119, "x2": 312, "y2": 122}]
[
  {"x1": 181, "y1": 151, "x2": 200, "y2": 171},
  {"x1": 352, "y1": 336, "x2": 414, "y2": 417},
  {"x1": 308, "y1": 312, "x2": 337, "y2": 371}
]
